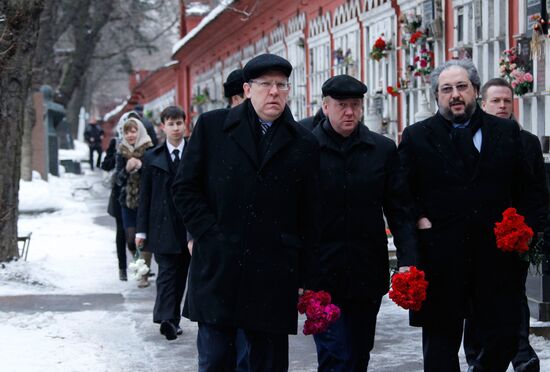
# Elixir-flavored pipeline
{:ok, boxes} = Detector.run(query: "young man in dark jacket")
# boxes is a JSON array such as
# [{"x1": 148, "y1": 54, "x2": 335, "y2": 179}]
[
  {"x1": 462, "y1": 77, "x2": 548, "y2": 372},
  {"x1": 136, "y1": 106, "x2": 190, "y2": 341}
]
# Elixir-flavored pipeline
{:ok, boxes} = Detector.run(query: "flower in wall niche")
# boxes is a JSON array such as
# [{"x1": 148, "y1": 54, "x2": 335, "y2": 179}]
[
  {"x1": 399, "y1": 12, "x2": 424, "y2": 48},
  {"x1": 413, "y1": 48, "x2": 434, "y2": 77},
  {"x1": 399, "y1": 12, "x2": 422, "y2": 34},
  {"x1": 409, "y1": 30, "x2": 426, "y2": 46},
  {"x1": 499, "y1": 48, "x2": 533, "y2": 96},
  {"x1": 529, "y1": 14, "x2": 546, "y2": 60},
  {"x1": 386, "y1": 86, "x2": 399, "y2": 97},
  {"x1": 370, "y1": 34, "x2": 392, "y2": 61},
  {"x1": 530, "y1": 14, "x2": 546, "y2": 34}
]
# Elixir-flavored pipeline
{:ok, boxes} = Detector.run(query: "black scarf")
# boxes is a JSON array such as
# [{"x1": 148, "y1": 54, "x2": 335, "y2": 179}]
[{"x1": 440, "y1": 106, "x2": 483, "y2": 176}]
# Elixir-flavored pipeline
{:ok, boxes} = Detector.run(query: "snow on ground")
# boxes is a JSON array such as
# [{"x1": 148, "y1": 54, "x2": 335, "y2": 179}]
[{"x1": 0, "y1": 165, "x2": 549, "y2": 371}]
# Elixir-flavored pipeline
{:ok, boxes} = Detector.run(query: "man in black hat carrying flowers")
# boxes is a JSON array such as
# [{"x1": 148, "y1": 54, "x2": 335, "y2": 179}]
[
  {"x1": 398, "y1": 59, "x2": 545, "y2": 371},
  {"x1": 173, "y1": 53, "x2": 321, "y2": 372},
  {"x1": 311, "y1": 74, "x2": 418, "y2": 371}
]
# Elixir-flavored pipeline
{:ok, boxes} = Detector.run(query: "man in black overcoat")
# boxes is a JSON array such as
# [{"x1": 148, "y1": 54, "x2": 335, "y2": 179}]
[
  {"x1": 311, "y1": 74, "x2": 418, "y2": 371},
  {"x1": 136, "y1": 106, "x2": 190, "y2": 341},
  {"x1": 84, "y1": 120, "x2": 104, "y2": 170},
  {"x1": 462, "y1": 78, "x2": 548, "y2": 372},
  {"x1": 398, "y1": 60, "x2": 546, "y2": 371},
  {"x1": 172, "y1": 54, "x2": 321, "y2": 372}
]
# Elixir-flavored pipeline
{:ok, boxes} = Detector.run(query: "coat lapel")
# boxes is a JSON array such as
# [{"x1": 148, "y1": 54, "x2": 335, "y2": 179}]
[
  {"x1": 475, "y1": 114, "x2": 503, "y2": 178},
  {"x1": 259, "y1": 106, "x2": 295, "y2": 172},
  {"x1": 223, "y1": 103, "x2": 259, "y2": 169},
  {"x1": 150, "y1": 144, "x2": 171, "y2": 173},
  {"x1": 426, "y1": 113, "x2": 469, "y2": 177}
]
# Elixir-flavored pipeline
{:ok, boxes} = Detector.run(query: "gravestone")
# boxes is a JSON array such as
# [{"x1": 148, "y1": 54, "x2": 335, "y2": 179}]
[{"x1": 40, "y1": 85, "x2": 65, "y2": 177}]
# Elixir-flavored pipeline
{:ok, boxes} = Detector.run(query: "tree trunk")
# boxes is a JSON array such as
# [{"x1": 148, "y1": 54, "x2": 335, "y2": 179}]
[
  {"x1": 0, "y1": 0, "x2": 45, "y2": 262},
  {"x1": 55, "y1": 0, "x2": 114, "y2": 107},
  {"x1": 20, "y1": 0, "x2": 65, "y2": 181},
  {"x1": 20, "y1": 95, "x2": 36, "y2": 181},
  {"x1": 66, "y1": 77, "x2": 87, "y2": 138}
]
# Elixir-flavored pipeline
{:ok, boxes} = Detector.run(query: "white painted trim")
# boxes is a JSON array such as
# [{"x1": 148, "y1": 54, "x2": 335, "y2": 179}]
[{"x1": 172, "y1": 0, "x2": 235, "y2": 56}]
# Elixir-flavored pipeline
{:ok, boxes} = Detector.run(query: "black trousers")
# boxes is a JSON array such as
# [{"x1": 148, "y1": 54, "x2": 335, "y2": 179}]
[
  {"x1": 153, "y1": 253, "x2": 189, "y2": 325},
  {"x1": 115, "y1": 216, "x2": 127, "y2": 270},
  {"x1": 423, "y1": 316, "x2": 518, "y2": 372},
  {"x1": 197, "y1": 323, "x2": 288, "y2": 372},
  {"x1": 313, "y1": 298, "x2": 382, "y2": 372},
  {"x1": 89, "y1": 145, "x2": 102, "y2": 170},
  {"x1": 464, "y1": 264, "x2": 538, "y2": 371}
]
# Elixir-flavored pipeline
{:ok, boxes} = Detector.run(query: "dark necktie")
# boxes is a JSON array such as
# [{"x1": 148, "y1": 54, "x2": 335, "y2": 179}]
[
  {"x1": 172, "y1": 149, "x2": 180, "y2": 170},
  {"x1": 260, "y1": 120, "x2": 271, "y2": 136}
]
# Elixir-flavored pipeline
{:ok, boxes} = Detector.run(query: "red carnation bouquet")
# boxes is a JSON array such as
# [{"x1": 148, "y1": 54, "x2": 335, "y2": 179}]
[
  {"x1": 389, "y1": 266, "x2": 428, "y2": 311},
  {"x1": 297, "y1": 291, "x2": 341, "y2": 335},
  {"x1": 494, "y1": 207, "x2": 533, "y2": 254}
]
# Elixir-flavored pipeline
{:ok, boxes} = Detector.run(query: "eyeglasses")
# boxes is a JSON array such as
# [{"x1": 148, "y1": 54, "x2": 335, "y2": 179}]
[
  {"x1": 250, "y1": 80, "x2": 291, "y2": 91},
  {"x1": 438, "y1": 82, "x2": 471, "y2": 94}
]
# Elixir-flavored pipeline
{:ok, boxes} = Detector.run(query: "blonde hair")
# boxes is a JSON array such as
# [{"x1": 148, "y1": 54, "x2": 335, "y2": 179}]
[{"x1": 123, "y1": 119, "x2": 139, "y2": 133}]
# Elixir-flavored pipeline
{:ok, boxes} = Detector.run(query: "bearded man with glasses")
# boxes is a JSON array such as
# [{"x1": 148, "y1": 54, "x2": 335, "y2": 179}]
[
  {"x1": 173, "y1": 53, "x2": 321, "y2": 372},
  {"x1": 398, "y1": 59, "x2": 546, "y2": 371}
]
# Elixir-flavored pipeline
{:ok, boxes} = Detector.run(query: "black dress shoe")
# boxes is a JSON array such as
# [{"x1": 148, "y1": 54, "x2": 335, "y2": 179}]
[
  {"x1": 176, "y1": 325, "x2": 183, "y2": 336},
  {"x1": 160, "y1": 320, "x2": 177, "y2": 340}
]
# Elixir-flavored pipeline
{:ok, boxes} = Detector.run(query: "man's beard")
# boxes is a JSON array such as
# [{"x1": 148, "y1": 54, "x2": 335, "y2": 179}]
[{"x1": 440, "y1": 99, "x2": 477, "y2": 123}]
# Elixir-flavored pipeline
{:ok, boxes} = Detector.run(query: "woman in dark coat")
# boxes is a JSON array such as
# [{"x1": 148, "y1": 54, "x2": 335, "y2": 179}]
[{"x1": 115, "y1": 117, "x2": 153, "y2": 287}]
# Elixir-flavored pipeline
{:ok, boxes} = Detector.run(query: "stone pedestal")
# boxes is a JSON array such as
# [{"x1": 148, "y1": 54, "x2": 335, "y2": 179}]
[{"x1": 526, "y1": 266, "x2": 550, "y2": 321}]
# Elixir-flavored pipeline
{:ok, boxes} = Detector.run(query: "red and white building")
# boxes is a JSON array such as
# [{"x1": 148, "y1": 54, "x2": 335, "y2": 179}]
[{"x1": 107, "y1": 0, "x2": 550, "y2": 142}]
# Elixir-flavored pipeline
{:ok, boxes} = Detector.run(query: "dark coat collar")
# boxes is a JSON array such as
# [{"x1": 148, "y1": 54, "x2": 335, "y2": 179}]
[
  {"x1": 314, "y1": 118, "x2": 375, "y2": 152},
  {"x1": 425, "y1": 106, "x2": 503, "y2": 179},
  {"x1": 222, "y1": 100, "x2": 298, "y2": 171},
  {"x1": 149, "y1": 140, "x2": 186, "y2": 173}
]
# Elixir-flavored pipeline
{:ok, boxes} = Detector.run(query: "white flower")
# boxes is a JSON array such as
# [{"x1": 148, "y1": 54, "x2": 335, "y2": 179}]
[{"x1": 128, "y1": 258, "x2": 149, "y2": 281}]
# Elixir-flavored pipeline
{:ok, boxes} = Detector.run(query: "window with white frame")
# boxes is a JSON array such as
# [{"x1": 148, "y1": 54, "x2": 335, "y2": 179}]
[
  {"x1": 332, "y1": 0, "x2": 362, "y2": 79},
  {"x1": 286, "y1": 13, "x2": 307, "y2": 120},
  {"x1": 308, "y1": 12, "x2": 332, "y2": 114}
]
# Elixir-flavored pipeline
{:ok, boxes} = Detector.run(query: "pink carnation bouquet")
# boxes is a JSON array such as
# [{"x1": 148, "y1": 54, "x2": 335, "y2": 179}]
[{"x1": 297, "y1": 290, "x2": 341, "y2": 335}]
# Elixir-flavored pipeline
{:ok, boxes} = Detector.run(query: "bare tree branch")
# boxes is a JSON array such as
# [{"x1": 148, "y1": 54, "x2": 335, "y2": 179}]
[{"x1": 226, "y1": 0, "x2": 260, "y2": 21}]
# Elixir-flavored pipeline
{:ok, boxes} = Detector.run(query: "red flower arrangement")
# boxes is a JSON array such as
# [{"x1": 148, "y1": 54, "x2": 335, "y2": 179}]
[
  {"x1": 387, "y1": 86, "x2": 399, "y2": 97},
  {"x1": 409, "y1": 30, "x2": 425, "y2": 45},
  {"x1": 413, "y1": 48, "x2": 434, "y2": 77},
  {"x1": 297, "y1": 290, "x2": 341, "y2": 335},
  {"x1": 494, "y1": 207, "x2": 533, "y2": 254},
  {"x1": 389, "y1": 266, "x2": 428, "y2": 311},
  {"x1": 370, "y1": 34, "x2": 392, "y2": 61}
]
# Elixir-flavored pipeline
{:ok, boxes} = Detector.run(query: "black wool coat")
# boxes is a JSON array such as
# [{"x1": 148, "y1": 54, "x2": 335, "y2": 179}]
[
  {"x1": 137, "y1": 143, "x2": 189, "y2": 255},
  {"x1": 172, "y1": 101, "x2": 321, "y2": 335},
  {"x1": 312, "y1": 121, "x2": 418, "y2": 306},
  {"x1": 398, "y1": 107, "x2": 545, "y2": 327}
]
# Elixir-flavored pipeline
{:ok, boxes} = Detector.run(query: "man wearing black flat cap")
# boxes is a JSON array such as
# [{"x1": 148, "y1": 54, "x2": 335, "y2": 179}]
[
  {"x1": 312, "y1": 74, "x2": 418, "y2": 371},
  {"x1": 173, "y1": 53, "x2": 321, "y2": 372},
  {"x1": 223, "y1": 68, "x2": 245, "y2": 108}
]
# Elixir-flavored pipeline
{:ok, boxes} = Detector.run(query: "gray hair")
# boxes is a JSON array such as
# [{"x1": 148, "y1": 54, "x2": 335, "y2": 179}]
[{"x1": 430, "y1": 59, "x2": 481, "y2": 94}]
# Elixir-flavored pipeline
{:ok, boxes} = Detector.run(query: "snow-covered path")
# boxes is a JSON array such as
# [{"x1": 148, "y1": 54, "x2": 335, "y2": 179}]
[{"x1": 0, "y1": 169, "x2": 548, "y2": 371}]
